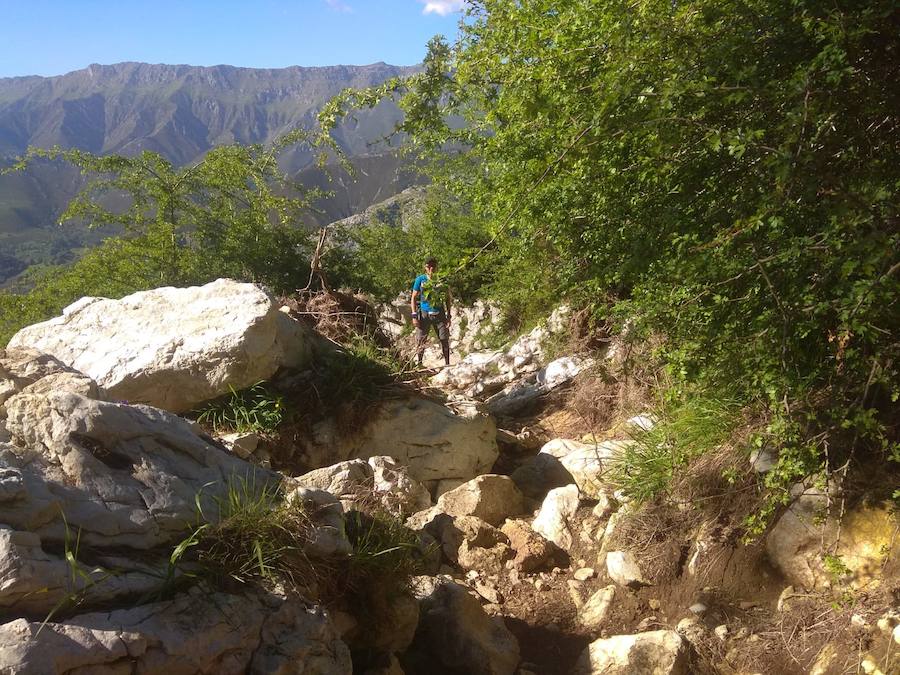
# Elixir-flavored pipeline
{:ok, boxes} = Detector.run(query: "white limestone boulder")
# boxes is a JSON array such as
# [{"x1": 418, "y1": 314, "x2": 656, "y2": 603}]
[
  {"x1": 532, "y1": 484, "x2": 580, "y2": 551},
  {"x1": 6, "y1": 279, "x2": 311, "y2": 413},
  {"x1": 574, "y1": 630, "x2": 689, "y2": 675},
  {"x1": 766, "y1": 483, "x2": 896, "y2": 590},
  {"x1": 540, "y1": 439, "x2": 633, "y2": 499}
]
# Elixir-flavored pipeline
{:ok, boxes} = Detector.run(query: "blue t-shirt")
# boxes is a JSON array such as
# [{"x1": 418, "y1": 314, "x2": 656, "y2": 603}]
[{"x1": 413, "y1": 274, "x2": 443, "y2": 313}]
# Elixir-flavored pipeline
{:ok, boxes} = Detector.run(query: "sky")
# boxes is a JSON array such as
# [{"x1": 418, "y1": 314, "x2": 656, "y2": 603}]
[{"x1": 0, "y1": 0, "x2": 466, "y2": 78}]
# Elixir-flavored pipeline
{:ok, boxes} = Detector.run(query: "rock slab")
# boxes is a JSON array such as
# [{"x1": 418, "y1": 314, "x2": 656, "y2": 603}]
[{"x1": 7, "y1": 279, "x2": 310, "y2": 413}]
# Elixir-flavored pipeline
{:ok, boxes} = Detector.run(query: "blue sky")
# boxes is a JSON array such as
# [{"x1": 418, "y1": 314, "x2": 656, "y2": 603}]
[{"x1": 0, "y1": 0, "x2": 465, "y2": 78}]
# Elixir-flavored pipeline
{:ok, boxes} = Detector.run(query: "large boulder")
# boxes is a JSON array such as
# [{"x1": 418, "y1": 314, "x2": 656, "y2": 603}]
[
  {"x1": 6, "y1": 280, "x2": 311, "y2": 413},
  {"x1": 0, "y1": 590, "x2": 352, "y2": 674},
  {"x1": 305, "y1": 398, "x2": 498, "y2": 487},
  {"x1": 767, "y1": 483, "x2": 897, "y2": 590},
  {"x1": 2, "y1": 390, "x2": 277, "y2": 549},
  {"x1": 409, "y1": 576, "x2": 520, "y2": 675},
  {"x1": 436, "y1": 474, "x2": 525, "y2": 526},
  {"x1": 574, "y1": 630, "x2": 690, "y2": 675}
]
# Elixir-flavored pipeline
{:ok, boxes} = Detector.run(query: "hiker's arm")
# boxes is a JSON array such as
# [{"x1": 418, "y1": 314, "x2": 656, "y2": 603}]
[{"x1": 410, "y1": 289, "x2": 419, "y2": 323}]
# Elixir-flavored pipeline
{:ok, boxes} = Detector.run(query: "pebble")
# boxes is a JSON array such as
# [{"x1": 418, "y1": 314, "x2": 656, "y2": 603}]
[
  {"x1": 851, "y1": 614, "x2": 868, "y2": 629},
  {"x1": 466, "y1": 570, "x2": 479, "y2": 580},
  {"x1": 895, "y1": 624, "x2": 900, "y2": 645},
  {"x1": 777, "y1": 586, "x2": 795, "y2": 613},
  {"x1": 573, "y1": 567, "x2": 595, "y2": 581},
  {"x1": 475, "y1": 582, "x2": 502, "y2": 604},
  {"x1": 636, "y1": 616, "x2": 658, "y2": 631},
  {"x1": 738, "y1": 601, "x2": 758, "y2": 610},
  {"x1": 649, "y1": 599, "x2": 661, "y2": 611},
  {"x1": 689, "y1": 603, "x2": 708, "y2": 615},
  {"x1": 714, "y1": 624, "x2": 728, "y2": 641},
  {"x1": 534, "y1": 579, "x2": 544, "y2": 591},
  {"x1": 861, "y1": 656, "x2": 883, "y2": 675},
  {"x1": 567, "y1": 585, "x2": 584, "y2": 609}
]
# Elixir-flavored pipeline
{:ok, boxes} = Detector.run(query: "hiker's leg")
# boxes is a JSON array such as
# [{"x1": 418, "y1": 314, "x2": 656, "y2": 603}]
[
  {"x1": 415, "y1": 316, "x2": 430, "y2": 366},
  {"x1": 437, "y1": 319, "x2": 451, "y2": 366},
  {"x1": 416, "y1": 318, "x2": 428, "y2": 366}
]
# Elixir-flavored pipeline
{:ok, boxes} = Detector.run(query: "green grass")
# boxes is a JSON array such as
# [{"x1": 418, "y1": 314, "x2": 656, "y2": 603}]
[
  {"x1": 195, "y1": 382, "x2": 284, "y2": 434},
  {"x1": 165, "y1": 474, "x2": 423, "y2": 603},
  {"x1": 607, "y1": 395, "x2": 740, "y2": 503}
]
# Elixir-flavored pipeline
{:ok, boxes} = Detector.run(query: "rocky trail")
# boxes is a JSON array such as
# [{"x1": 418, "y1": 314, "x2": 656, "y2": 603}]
[{"x1": 0, "y1": 280, "x2": 896, "y2": 674}]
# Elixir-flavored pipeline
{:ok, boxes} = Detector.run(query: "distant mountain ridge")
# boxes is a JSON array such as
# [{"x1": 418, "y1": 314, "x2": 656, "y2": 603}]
[
  {"x1": 0, "y1": 61, "x2": 422, "y2": 283},
  {"x1": 0, "y1": 61, "x2": 417, "y2": 163}
]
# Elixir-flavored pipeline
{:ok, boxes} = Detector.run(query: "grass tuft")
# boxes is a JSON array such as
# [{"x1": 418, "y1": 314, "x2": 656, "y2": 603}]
[
  {"x1": 608, "y1": 394, "x2": 740, "y2": 502},
  {"x1": 196, "y1": 382, "x2": 284, "y2": 434}
]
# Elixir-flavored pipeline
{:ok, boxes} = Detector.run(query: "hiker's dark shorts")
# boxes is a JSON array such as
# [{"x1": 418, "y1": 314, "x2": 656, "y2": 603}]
[{"x1": 416, "y1": 311, "x2": 449, "y2": 344}]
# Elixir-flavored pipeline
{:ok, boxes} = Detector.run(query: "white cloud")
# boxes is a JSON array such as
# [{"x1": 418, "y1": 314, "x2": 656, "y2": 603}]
[
  {"x1": 325, "y1": 0, "x2": 353, "y2": 13},
  {"x1": 420, "y1": 0, "x2": 465, "y2": 16}
]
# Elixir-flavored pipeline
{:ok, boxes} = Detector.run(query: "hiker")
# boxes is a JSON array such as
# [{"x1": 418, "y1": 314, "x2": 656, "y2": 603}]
[{"x1": 411, "y1": 256, "x2": 452, "y2": 367}]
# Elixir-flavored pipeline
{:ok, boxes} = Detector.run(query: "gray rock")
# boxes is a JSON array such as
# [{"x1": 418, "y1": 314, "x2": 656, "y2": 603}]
[
  {"x1": 579, "y1": 585, "x2": 616, "y2": 630},
  {"x1": 0, "y1": 591, "x2": 351, "y2": 675},
  {"x1": 2, "y1": 391, "x2": 278, "y2": 549},
  {"x1": 285, "y1": 487, "x2": 352, "y2": 557},
  {"x1": 305, "y1": 398, "x2": 498, "y2": 485},
  {"x1": 436, "y1": 474, "x2": 525, "y2": 526},
  {"x1": 0, "y1": 525, "x2": 163, "y2": 619},
  {"x1": 0, "y1": 348, "x2": 98, "y2": 419},
  {"x1": 294, "y1": 456, "x2": 431, "y2": 518},
  {"x1": 410, "y1": 576, "x2": 520, "y2": 675},
  {"x1": 220, "y1": 431, "x2": 260, "y2": 459}
]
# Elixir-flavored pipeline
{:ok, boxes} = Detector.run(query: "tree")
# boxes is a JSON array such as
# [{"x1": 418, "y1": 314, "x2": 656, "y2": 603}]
[
  {"x1": 0, "y1": 132, "x2": 322, "y2": 342},
  {"x1": 322, "y1": 0, "x2": 900, "y2": 515}
]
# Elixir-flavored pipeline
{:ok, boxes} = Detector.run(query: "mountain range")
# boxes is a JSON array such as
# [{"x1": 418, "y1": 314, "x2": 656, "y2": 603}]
[{"x1": 0, "y1": 61, "x2": 422, "y2": 284}]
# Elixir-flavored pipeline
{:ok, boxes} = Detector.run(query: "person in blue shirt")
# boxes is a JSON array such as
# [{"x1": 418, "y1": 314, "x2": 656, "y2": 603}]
[{"x1": 410, "y1": 256, "x2": 452, "y2": 366}]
